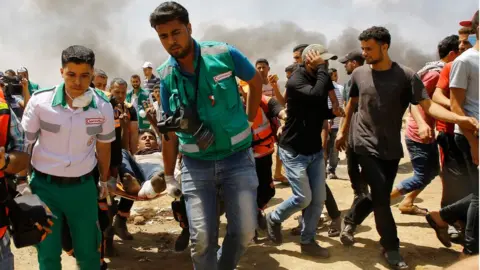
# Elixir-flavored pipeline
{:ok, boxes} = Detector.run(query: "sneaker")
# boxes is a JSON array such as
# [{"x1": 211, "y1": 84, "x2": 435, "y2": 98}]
[
  {"x1": 340, "y1": 224, "x2": 356, "y2": 246},
  {"x1": 328, "y1": 173, "x2": 338, "y2": 179},
  {"x1": 383, "y1": 250, "x2": 409, "y2": 270},
  {"x1": 328, "y1": 217, "x2": 341, "y2": 237},
  {"x1": 266, "y1": 213, "x2": 283, "y2": 244},
  {"x1": 301, "y1": 241, "x2": 330, "y2": 258}
]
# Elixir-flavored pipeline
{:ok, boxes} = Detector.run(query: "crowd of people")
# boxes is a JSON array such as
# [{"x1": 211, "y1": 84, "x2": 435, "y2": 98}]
[{"x1": 0, "y1": 1, "x2": 477, "y2": 270}]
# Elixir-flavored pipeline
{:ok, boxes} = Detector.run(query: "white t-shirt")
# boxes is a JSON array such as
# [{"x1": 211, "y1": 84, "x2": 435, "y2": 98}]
[
  {"x1": 262, "y1": 84, "x2": 274, "y2": 97},
  {"x1": 450, "y1": 48, "x2": 479, "y2": 134},
  {"x1": 327, "y1": 82, "x2": 345, "y2": 129}
]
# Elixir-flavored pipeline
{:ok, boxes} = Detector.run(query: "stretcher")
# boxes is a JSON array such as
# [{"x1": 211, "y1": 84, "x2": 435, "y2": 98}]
[{"x1": 107, "y1": 181, "x2": 165, "y2": 201}]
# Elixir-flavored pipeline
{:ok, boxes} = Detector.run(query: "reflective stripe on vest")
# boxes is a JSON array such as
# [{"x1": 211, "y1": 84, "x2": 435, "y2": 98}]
[{"x1": 180, "y1": 126, "x2": 251, "y2": 153}]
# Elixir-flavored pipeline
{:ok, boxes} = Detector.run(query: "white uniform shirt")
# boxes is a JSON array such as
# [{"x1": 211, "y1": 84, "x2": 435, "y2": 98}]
[{"x1": 21, "y1": 84, "x2": 115, "y2": 177}]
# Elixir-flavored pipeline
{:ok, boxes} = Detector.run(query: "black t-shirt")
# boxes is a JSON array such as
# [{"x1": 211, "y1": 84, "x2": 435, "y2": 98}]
[
  {"x1": 278, "y1": 64, "x2": 336, "y2": 155},
  {"x1": 348, "y1": 62, "x2": 429, "y2": 160},
  {"x1": 111, "y1": 104, "x2": 138, "y2": 167}
]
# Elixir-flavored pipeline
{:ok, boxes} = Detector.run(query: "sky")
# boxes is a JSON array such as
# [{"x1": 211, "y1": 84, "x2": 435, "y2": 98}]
[{"x1": 0, "y1": 0, "x2": 477, "y2": 86}]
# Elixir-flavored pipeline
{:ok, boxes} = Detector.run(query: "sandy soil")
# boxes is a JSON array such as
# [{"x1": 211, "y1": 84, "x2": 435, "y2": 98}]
[{"x1": 12, "y1": 138, "x2": 467, "y2": 270}]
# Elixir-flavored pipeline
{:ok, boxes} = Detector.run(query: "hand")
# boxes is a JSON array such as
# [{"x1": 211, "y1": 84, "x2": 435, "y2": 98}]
[
  {"x1": 21, "y1": 78, "x2": 28, "y2": 90},
  {"x1": 267, "y1": 74, "x2": 279, "y2": 87},
  {"x1": 0, "y1": 147, "x2": 5, "y2": 170},
  {"x1": 305, "y1": 50, "x2": 325, "y2": 69},
  {"x1": 457, "y1": 116, "x2": 479, "y2": 132},
  {"x1": 333, "y1": 106, "x2": 345, "y2": 117},
  {"x1": 418, "y1": 124, "x2": 433, "y2": 143},
  {"x1": 116, "y1": 104, "x2": 130, "y2": 126},
  {"x1": 335, "y1": 132, "x2": 348, "y2": 152},
  {"x1": 277, "y1": 123, "x2": 285, "y2": 137},
  {"x1": 143, "y1": 100, "x2": 157, "y2": 125},
  {"x1": 98, "y1": 181, "x2": 109, "y2": 200},
  {"x1": 165, "y1": 175, "x2": 182, "y2": 199},
  {"x1": 470, "y1": 138, "x2": 479, "y2": 166}
]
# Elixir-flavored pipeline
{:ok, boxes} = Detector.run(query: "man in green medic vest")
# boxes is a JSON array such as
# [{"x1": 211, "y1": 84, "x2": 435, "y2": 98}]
[
  {"x1": 126, "y1": 74, "x2": 151, "y2": 130},
  {"x1": 150, "y1": 2, "x2": 263, "y2": 270}
]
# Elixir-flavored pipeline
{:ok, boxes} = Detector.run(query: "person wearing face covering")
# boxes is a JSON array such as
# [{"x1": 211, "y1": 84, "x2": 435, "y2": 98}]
[{"x1": 21, "y1": 45, "x2": 115, "y2": 270}]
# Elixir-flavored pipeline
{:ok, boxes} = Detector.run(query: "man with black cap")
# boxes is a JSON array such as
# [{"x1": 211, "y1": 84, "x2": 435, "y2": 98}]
[{"x1": 266, "y1": 44, "x2": 342, "y2": 258}]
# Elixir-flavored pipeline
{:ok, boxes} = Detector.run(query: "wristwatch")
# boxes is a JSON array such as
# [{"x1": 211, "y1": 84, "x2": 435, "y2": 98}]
[{"x1": 0, "y1": 153, "x2": 10, "y2": 171}]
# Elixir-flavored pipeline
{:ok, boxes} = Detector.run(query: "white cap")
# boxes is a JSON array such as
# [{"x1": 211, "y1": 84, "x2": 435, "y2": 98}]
[
  {"x1": 142, "y1": 61, "x2": 153, "y2": 69},
  {"x1": 301, "y1": 44, "x2": 338, "y2": 62}
]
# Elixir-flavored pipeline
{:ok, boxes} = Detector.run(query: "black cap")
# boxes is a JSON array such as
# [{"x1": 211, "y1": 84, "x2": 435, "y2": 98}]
[
  {"x1": 338, "y1": 51, "x2": 364, "y2": 64},
  {"x1": 255, "y1": 58, "x2": 269, "y2": 66}
]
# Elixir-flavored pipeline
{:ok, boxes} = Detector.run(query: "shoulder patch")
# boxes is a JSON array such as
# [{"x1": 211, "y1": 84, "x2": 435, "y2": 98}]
[
  {"x1": 93, "y1": 88, "x2": 110, "y2": 102},
  {"x1": 33, "y1": 86, "x2": 55, "y2": 96}
]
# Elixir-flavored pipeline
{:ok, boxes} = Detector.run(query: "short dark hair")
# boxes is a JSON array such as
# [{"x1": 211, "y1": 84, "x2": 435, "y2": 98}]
[
  {"x1": 255, "y1": 58, "x2": 269, "y2": 66},
  {"x1": 4, "y1": 69, "x2": 15, "y2": 75},
  {"x1": 293, "y1": 44, "x2": 309, "y2": 53},
  {"x1": 61, "y1": 45, "x2": 95, "y2": 67},
  {"x1": 458, "y1": 26, "x2": 475, "y2": 35},
  {"x1": 131, "y1": 74, "x2": 141, "y2": 80},
  {"x1": 358, "y1": 26, "x2": 391, "y2": 48},
  {"x1": 94, "y1": 69, "x2": 107, "y2": 78},
  {"x1": 110, "y1": 78, "x2": 128, "y2": 88},
  {"x1": 139, "y1": 129, "x2": 157, "y2": 139},
  {"x1": 328, "y1": 68, "x2": 337, "y2": 76},
  {"x1": 153, "y1": 84, "x2": 160, "y2": 90},
  {"x1": 438, "y1": 35, "x2": 460, "y2": 59},
  {"x1": 285, "y1": 63, "x2": 299, "y2": 73},
  {"x1": 150, "y1": 1, "x2": 189, "y2": 28}
]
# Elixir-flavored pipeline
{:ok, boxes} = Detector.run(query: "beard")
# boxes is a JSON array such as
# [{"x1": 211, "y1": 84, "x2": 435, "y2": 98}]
[{"x1": 170, "y1": 38, "x2": 193, "y2": 59}]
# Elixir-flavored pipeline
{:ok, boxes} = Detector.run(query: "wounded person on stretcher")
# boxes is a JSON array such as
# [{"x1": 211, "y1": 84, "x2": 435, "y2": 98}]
[{"x1": 117, "y1": 129, "x2": 181, "y2": 199}]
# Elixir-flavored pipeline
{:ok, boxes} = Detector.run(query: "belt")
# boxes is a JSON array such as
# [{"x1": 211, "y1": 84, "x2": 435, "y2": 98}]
[{"x1": 33, "y1": 169, "x2": 92, "y2": 185}]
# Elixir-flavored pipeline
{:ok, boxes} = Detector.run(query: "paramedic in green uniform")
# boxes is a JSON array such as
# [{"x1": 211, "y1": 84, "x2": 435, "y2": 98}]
[
  {"x1": 21, "y1": 45, "x2": 115, "y2": 270},
  {"x1": 151, "y1": 2, "x2": 263, "y2": 270},
  {"x1": 126, "y1": 74, "x2": 151, "y2": 129}
]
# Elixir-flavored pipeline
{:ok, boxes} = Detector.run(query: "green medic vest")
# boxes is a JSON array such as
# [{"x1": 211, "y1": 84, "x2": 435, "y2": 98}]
[
  {"x1": 157, "y1": 41, "x2": 251, "y2": 160},
  {"x1": 126, "y1": 88, "x2": 151, "y2": 129}
]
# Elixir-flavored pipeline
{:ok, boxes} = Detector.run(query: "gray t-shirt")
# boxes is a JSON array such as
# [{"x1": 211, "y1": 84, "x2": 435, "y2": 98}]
[
  {"x1": 449, "y1": 48, "x2": 479, "y2": 134},
  {"x1": 349, "y1": 62, "x2": 429, "y2": 160}
]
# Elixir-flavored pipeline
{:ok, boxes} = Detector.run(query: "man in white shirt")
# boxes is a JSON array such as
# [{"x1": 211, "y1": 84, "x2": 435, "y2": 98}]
[{"x1": 21, "y1": 45, "x2": 115, "y2": 270}]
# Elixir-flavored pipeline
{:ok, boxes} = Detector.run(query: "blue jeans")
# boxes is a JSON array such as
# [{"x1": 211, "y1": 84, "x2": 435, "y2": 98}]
[
  {"x1": 0, "y1": 232, "x2": 13, "y2": 270},
  {"x1": 181, "y1": 148, "x2": 258, "y2": 270},
  {"x1": 271, "y1": 147, "x2": 326, "y2": 244},
  {"x1": 396, "y1": 137, "x2": 439, "y2": 194}
]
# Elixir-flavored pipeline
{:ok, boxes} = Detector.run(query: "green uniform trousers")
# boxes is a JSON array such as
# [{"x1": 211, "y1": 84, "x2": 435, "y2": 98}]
[{"x1": 30, "y1": 170, "x2": 101, "y2": 270}]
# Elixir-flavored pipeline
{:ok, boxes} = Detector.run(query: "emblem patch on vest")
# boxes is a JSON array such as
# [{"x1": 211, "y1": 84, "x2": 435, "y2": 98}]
[
  {"x1": 213, "y1": 71, "x2": 232, "y2": 83},
  {"x1": 85, "y1": 118, "x2": 105, "y2": 125}
]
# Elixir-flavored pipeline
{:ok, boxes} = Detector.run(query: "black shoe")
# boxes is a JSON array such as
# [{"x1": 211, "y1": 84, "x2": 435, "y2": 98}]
[
  {"x1": 266, "y1": 213, "x2": 283, "y2": 244},
  {"x1": 174, "y1": 228, "x2": 190, "y2": 252},
  {"x1": 101, "y1": 261, "x2": 108, "y2": 270},
  {"x1": 257, "y1": 211, "x2": 267, "y2": 231},
  {"x1": 113, "y1": 215, "x2": 134, "y2": 241},
  {"x1": 301, "y1": 241, "x2": 330, "y2": 258},
  {"x1": 383, "y1": 250, "x2": 409, "y2": 270},
  {"x1": 340, "y1": 224, "x2": 356, "y2": 246}
]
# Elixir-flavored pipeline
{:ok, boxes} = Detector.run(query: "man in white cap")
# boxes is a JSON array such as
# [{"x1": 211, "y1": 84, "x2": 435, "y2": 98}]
[
  {"x1": 266, "y1": 44, "x2": 342, "y2": 258},
  {"x1": 142, "y1": 61, "x2": 160, "y2": 92}
]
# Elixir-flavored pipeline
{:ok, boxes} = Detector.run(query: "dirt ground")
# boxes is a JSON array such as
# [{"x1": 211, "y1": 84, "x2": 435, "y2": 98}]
[{"x1": 12, "y1": 137, "x2": 468, "y2": 270}]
